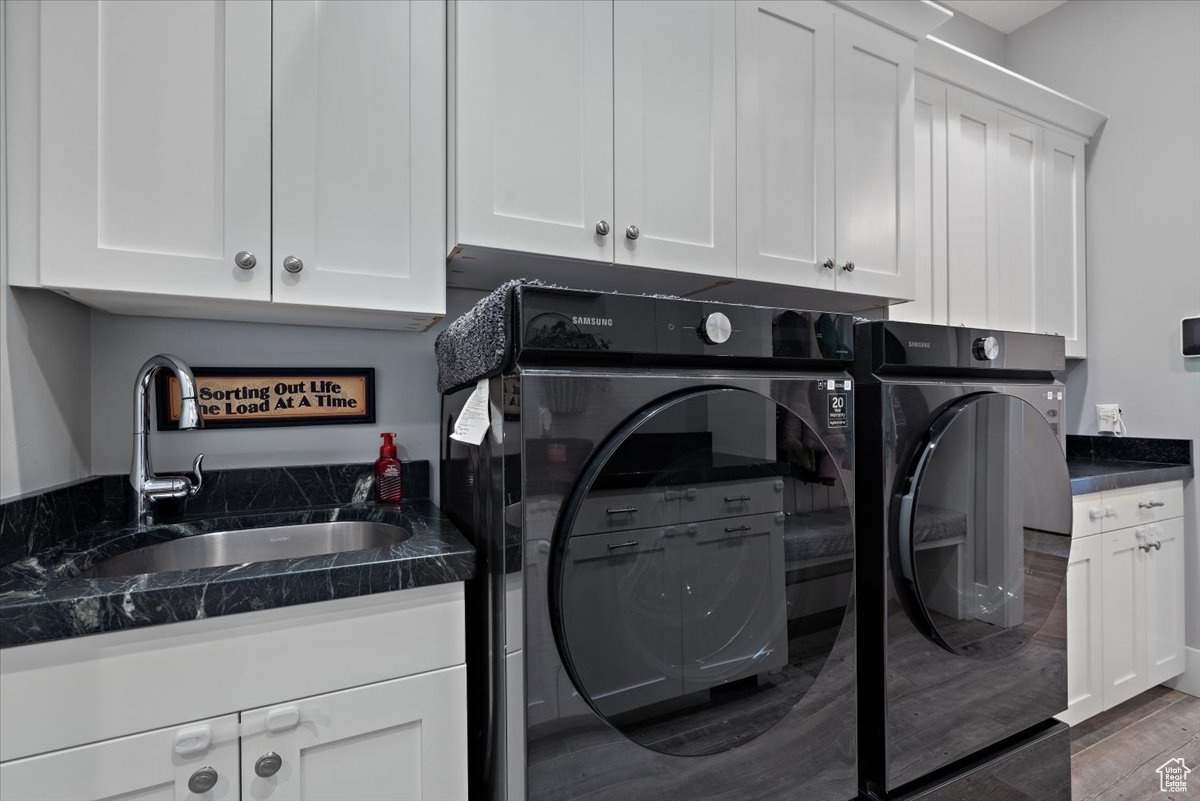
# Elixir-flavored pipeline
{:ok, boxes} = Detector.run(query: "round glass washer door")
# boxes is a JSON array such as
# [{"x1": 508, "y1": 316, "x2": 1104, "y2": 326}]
[
  {"x1": 551, "y1": 388, "x2": 853, "y2": 756},
  {"x1": 895, "y1": 392, "x2": 1072, "y2": 659}
]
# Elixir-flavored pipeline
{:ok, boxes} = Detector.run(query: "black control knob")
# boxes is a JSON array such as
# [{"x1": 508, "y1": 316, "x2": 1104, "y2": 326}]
[
  {"x1": 972, "y1": 335, "x2": 1000, "y2": 361},
  {"x1": 699, "y1": 312, "x2": 732, "y2": 345}
]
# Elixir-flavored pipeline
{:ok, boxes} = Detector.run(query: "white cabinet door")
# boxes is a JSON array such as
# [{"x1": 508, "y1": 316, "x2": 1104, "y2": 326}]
[
  {"x1": 995, "y1": 111, "x2": 1043, "y2": 333},
  {"x1": 614, "y1": 0, "x2": 736, "y2": 277},
  {"x1": 455, "y1": 0, "x2": 614, "y2": 263},
  {"x1": 1101, "y1": 527, "x2": 1147, "y2": 710},
  {"x1": 272, "y1": 0, "x2": 444, "y2": 317},
  {"x1": 945, "y1": 88, "x2": 998, "y2": 328},
  {"x1": 1144, "y1": 518, "x2": 1186, "y2": 686},
  {"x1": 832, "y1": 9, "x2": 914, "y2": 300},
  {"x1": 1058, "y1": 533, "x2": 1103, "y2": 726},
  {"x1": 891, "y1": 74, "x2": 947, "y2": 323},
  {"x1": 1041, "y1": 129, "x2": 1087, "y2": 357},
  {"x1": 0, "y1": 714, "x2": 239, "y2": 801},
  {"x1": 38, "y1": 0, "x2": 270, "y2": 300},
  {"x1": 734, "y1": 0, "x2": 835, "y2": 290},
  {"x1": 240, "y1": 666, "x2": 467, "y2": 801}
]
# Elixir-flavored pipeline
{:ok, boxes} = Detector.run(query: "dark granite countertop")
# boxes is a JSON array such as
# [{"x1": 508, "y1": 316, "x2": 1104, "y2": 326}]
[
  {"x1": 1066, "y1": 435, "x2": 1193, "y2": 495},
  {"x1": 0, "y1": 463, "x2": 475, "y2": 648}
]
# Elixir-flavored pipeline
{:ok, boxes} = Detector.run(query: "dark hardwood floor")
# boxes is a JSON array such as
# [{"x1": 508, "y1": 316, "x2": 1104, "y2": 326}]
[{"x1": 1071, "y1": 686, "x2": 1199, "y2": 800}]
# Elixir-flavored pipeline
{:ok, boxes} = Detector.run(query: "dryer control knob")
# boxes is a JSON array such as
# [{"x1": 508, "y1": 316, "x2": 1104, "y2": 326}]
[
  {"x1": 700, "y1": 312, "x2": 732, "y2": 345},
  {"x1": 973, "y1": 335, "x2": 1000, "y2": 361}
]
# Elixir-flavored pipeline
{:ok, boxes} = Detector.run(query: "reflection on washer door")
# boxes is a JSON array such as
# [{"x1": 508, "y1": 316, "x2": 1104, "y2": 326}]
[
  {"x1": 906, "y1": 394, "x2": 1072, "y2": 659},
  {"x1": 556, "y1": 389, "x2": 852, "y2": 756}
]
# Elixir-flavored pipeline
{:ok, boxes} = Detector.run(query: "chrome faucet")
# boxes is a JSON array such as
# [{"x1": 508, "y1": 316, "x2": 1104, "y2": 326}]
[{"x1": 132, "y1": 354, "x2": 206, "y2": 524}]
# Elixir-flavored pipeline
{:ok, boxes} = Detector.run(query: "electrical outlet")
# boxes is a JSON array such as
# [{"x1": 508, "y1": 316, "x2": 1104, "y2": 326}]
[{"x1": 1096, "y1": 404, "x2": 1124, "y2": 435}]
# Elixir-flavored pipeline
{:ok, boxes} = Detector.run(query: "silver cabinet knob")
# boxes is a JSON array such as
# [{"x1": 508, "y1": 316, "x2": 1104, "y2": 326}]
[
  {"x1": 234, "y1": 251, "x2": 256, "y2": 270},
  {"x1": 1153, "y1": 540, "x2": 1162, "y2": 550},
  {"x1": 188, "y1": 767, "x2": 219, "y2": 794},
  {"x1": 842, "y1": 261, "x2": 855, "y2": 272},
  {"x1": 625, "y1": 225, "x2": 640, "y2": 241},
  {"x1": 255, "y1": 751, "x2": 283, "y2": 778},
  {"x1": 595, "y1": 220, "x2": 610, "y2": 236},
  {"x1": 822, "y1": 258, "x2": 835, "y2": 270},
  {"x1": 282, "y1": 256, "x2": 304, "y2": 274}
]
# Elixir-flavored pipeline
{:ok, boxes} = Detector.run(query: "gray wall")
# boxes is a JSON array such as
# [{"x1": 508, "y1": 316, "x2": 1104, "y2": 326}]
[
  {"x1": 88, "y1": 289, "x2": 484, "y2": 500},
  {"x1": 1009, "y1": 0, "x2": 1200, "y2": 650},
  {"x1": 934, "y1": 10, "x2": 1008, "y2": 66}
]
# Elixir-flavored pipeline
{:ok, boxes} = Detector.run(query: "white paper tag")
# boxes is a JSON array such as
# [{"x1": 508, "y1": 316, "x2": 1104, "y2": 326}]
[{"x1": 450, "y1": 379, "x2": 492, "y2": 446}]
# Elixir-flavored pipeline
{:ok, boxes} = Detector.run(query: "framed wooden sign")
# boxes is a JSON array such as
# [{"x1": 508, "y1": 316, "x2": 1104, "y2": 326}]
[{"x1": 156, "y1": 368, "x2": 376, "y2": 430}]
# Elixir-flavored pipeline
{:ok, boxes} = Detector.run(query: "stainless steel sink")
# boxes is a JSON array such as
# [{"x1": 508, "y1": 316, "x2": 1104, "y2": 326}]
[{"x1": 79, "y1": 521, "x2": 410, "y2": 578}]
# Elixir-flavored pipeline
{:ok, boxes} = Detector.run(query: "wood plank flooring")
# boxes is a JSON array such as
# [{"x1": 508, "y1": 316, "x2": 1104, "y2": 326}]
[{"x1": 1072, "y1": 686, "x2": 1200, "y2": 800}]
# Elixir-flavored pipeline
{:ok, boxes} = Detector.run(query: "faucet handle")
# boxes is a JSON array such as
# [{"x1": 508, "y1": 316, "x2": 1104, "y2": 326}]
[{"x1": 188, "y1": 453, "x2": 206, "y2": 497}]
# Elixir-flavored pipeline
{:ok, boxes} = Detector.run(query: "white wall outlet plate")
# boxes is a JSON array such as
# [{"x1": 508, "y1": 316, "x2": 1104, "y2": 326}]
[{"x1": 1096, "y1": 403, "x2": 1124, "y2": 435}]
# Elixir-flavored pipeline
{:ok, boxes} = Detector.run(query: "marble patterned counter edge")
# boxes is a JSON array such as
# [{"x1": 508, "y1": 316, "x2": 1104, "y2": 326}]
[
  {"x1": 1066, "y1": 434, "x2": 1194, "y2": 495},
  {"x1": 0, "y1": 499, "x2": 475, "y2": 648},
  {"x1": 1069, "y1": 462, "x2": 1194, "y2": 495}
]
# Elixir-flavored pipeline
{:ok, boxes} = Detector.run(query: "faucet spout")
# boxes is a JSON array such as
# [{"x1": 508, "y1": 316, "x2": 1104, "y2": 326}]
[{"x1": 131, "y1": 354, "x2": 206, "y2": 525}]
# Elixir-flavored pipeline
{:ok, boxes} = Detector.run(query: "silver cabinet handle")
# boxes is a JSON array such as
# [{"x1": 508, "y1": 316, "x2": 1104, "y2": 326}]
[
  {"x1": 607, "y1": 540, "x2": 639, "y2": 551},
  {"x1": 822, "y1": 258, "x2": 835, "y2": 270},
  {"x1": 188, "y1": 767, "x2": 219, "y2": 794},
  {"x1": 282, "y1": 256, "x2": 304, "y2": 274},
  {"x1": 724, "y1": 495, "x2": 751, "y2": 503},
  {"x1": 606, "y1": 506, "x2": 637, "y2": 515},
  {"x1": 255, "y1": 751, "x2": 283, "y2": 778},
  {"x1": 724, "y1": 524, "x2": 753, "y2": 533},
  {"x1": 234, "y1": 251, "x2": 256, "y2": 270},
  {"x1": 1153, "y1": 540, "x2": 1162, "y2": 550},
  {"x1": 842, "y1": 261, "x2": 855, "y2": 272},
  {"x1": 595, "y1": 220, "x2": 610, "y2": 236},
  {"x1": 625, "y1": 224, "x2": 640, "y2": 240},
  {"x1": 1138, "y1": 501, "x2": 1165, "y2": 509}
]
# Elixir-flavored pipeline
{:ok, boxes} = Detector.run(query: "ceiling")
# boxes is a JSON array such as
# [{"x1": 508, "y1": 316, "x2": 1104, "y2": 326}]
[{"x1": 939, "y1": 0, "x2": 1068, "y2": 34}]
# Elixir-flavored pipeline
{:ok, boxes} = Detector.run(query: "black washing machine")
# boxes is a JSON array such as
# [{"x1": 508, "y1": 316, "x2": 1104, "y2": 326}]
[
  {"x1": 853, "y1": 321, "x2": 1073, "y2": 800},
  {"x1": 442, "y1": 286, "x2": 859, "y2": 800}
]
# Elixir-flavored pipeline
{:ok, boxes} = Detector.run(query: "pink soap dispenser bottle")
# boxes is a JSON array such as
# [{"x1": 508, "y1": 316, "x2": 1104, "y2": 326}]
[{"x1": 375, "y1": 433, "x2": 403, "y2": 503}]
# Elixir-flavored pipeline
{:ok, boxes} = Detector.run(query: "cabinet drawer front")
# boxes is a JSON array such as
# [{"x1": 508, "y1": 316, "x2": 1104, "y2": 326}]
[
  {"x1": 574, "y1": 489, "x2": 675, "y2": 534},
  {"x1": 1101, "y1": 481, "x2": 1184, "y2": 530},
  {"x1": 1072, "y1": 493, "x2": 1105, "y2": 538},
  {"x1": 678, "y1": 477, "x2": 786, "y2": 523}
]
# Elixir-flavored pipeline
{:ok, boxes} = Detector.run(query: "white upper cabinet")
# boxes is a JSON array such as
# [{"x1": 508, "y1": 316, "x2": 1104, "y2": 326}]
[
  {"x1": 272, "y1": 0, "x2": 445, "y2": 317},
  {"x1": 945, "y1": 87, "x2": 998, "y2": 328},
  {"x1": 891, "y1": 74, "x2": 946, "y2": 323},
  {"x1": 832, "y1": 9, "x2": 915, "y2": 300},
  {"x1": 16, "y1": 0, "x2": 446, "y2": 329},
  {"x1": 455, "y1": 0, "x2": 614, "y2": 264},
  {"x1": 1041, "y1": 129, "x2": 1087, "y2": 357},
  {"x1": 38, "y1": 0, "x2": 271, "y2": 301},
  {"x1": 614, "y1": 0, "x2": 736, "y2": 277},
  {"x1": 454, "y1": 0, "x2": 935, "y2": 301},
  {"x1": 735, "y1": 0, "x2": 836, "y2": 290},
  {"x1": 995, "y1": 111, "x2": 1043, "y2": 333},
  {"x1": 905, "y1": 38, "x2": 1103, "y2": 352}
]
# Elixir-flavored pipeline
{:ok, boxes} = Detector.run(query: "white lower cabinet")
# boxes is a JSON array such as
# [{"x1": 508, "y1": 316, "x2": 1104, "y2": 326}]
[
  {"x1": 2, "y1": 669, "x2": 466, "y2": 801},
  {"x1": 1060, "y1": 484, "x2": 1188, "y2": 726},
  {"x1": 241, "y1": 666, "x2": 467, "y2": 801},
  {"x1": 0, "y1": 587, "x2": 468, "y2": 801},
  {"x1": 1060, "y1": 532, "x2": 1103, "y2": 726},
  {"x1": 0, "y1": 715, "x2": 241, "y2": 801}
]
